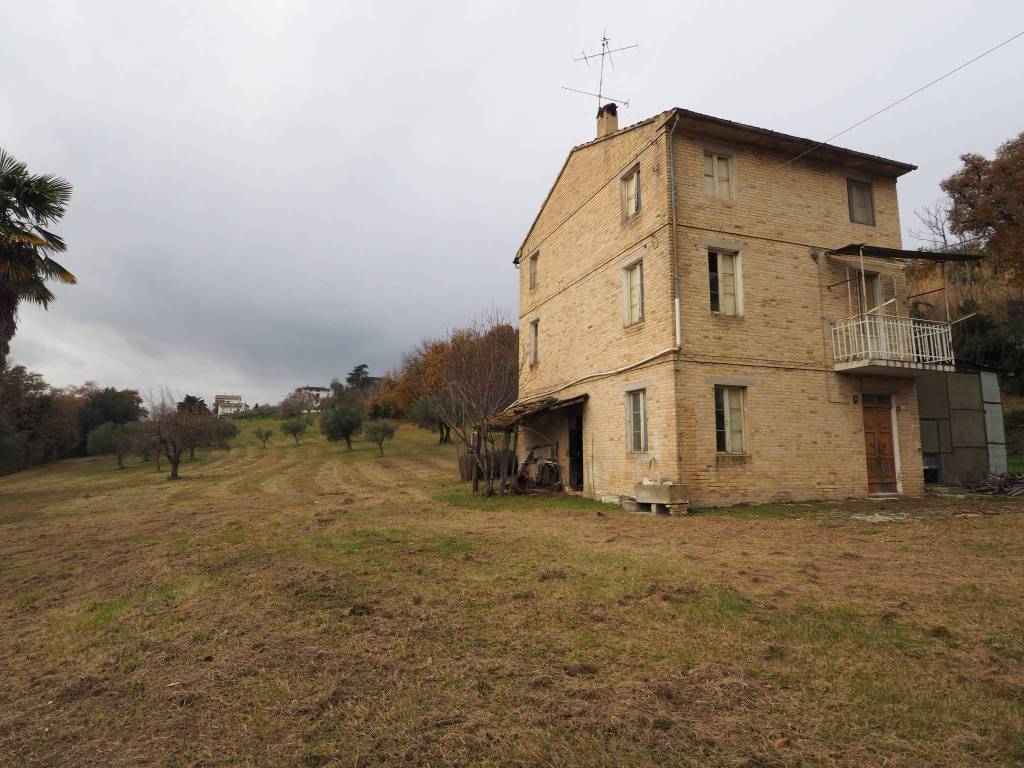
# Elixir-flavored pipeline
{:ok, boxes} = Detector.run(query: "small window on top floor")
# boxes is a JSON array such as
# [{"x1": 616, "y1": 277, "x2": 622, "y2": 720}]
[
  {"x1": 847, "y1": 179, "x2": 875, "y2": 225},
  {"x1": 528, "y1": 251, "x2": 539, "y2": 290},
  {"x1": 703, "y1": 152, "x2": 732, "y2": 198},
  {"x1": 622, "y1": 166, "x2": 641, "y2": 219}
]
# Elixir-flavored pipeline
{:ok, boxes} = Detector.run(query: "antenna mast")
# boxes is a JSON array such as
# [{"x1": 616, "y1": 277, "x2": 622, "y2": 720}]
[{"x1": 563, "y1": 31, "x2": 638, "y2": 109}]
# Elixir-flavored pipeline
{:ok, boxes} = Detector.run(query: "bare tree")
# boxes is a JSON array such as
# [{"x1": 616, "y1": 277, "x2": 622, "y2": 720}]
[
  {"x1": 421, "y1": 311, "x2": 518, "y2": 495},
  {"x1": 908, "y1": 197, "x2": 996, "y2": 320},
  {"x1": 149, "y1": 389, "x2": 210, "y2": 480},
  {"x1": 910, "y1": 197, "x2": 972, "y2": 252},
  {"x1": 277, "y1": 392, "x2": 308, "y2": 419}
]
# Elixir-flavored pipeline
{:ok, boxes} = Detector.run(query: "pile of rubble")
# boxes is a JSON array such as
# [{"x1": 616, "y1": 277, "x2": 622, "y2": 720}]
[{"x1": 966, "y1": 473, "x2": 1024, "y2": 496}]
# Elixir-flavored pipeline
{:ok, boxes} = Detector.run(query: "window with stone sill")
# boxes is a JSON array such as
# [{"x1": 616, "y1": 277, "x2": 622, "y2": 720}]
[
  {"x1": 714, "y1": 385, "x2": 746, "y2": 454},
  {"x1": 626, "y1": 388, "x2": 648, "y2": 453}
]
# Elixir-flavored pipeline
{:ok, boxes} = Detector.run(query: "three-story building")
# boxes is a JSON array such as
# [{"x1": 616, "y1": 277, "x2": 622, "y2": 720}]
[{"x1": 504, "y1": 104, "x2": 973, "y2": 507}]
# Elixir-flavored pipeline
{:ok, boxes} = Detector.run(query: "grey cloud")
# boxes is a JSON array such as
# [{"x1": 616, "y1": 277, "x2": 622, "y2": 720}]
[{"x1": 3, "y1": 0, "x2": 1023, "y2": 405}]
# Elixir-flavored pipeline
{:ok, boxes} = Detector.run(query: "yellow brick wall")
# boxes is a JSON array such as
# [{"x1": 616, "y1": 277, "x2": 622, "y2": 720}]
[
  {"x1": 677, "y1": 365, "x2": 923, "y2": 505},
  {"x1": 670, "y1": 131, "x2": 923, "y2": 504},
  {"x1": 514, "y1": 112, "x2": 925, "y2": 506},
  {"x1": 518, "y1": 116, "x2": 677, "y2": 396},
  {"x1": 674, "y1": 132, "x2": 904, "y2": 251},
  {"x1": 522, "y1": 359, "x2": 680, "y2": 500}
]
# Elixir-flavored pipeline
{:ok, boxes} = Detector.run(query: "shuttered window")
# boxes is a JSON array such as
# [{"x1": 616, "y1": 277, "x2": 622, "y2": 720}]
[
  {"x1": 704, "y1": 152, "x2": 732, "y2": 198},
  {"x1": 714, "y1": 386, "x2": 746, "y2": 454},
  {"x1": 528, "y1": 252, "x2": 539, "y2": 290},
  {"x1": 847, "y1": 180, "x2": 875, "y2": 225},
  {"x1": 627, "y1": 389, "x2": 648, "y2": 453},
  {"x1": 708, "y1": 250, "x2": 740, "y2": 315},
  {"x1": 625, "y1": 260, "x2": 644, "y2": 325}
]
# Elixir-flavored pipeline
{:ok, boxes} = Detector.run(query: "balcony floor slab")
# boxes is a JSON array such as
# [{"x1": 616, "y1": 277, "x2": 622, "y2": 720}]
[{"x1": 834, "y1": 359, "x2": 955, "y2": 377}]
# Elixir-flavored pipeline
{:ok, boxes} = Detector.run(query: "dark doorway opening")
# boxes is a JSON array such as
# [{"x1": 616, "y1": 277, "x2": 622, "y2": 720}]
[{"x1": 568, "y1": 409, "x2": 584, "y2": 491}]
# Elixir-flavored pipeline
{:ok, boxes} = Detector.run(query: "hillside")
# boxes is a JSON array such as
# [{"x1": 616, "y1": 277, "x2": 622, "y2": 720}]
[{"x1": 2, "y1": 421, "x2": 1023, "y2": 766}]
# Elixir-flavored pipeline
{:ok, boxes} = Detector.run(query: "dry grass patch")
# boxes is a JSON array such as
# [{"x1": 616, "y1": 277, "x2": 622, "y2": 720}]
[{"x1": 1, "y1": 423, "x2": 1023, "y2": 766}]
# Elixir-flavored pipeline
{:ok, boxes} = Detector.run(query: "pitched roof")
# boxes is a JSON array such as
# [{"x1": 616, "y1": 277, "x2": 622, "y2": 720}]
[
  {"x1": 668, "y1": 107, "x2": 916, "y2": 176},
  {"x1": 514, "y1": 107, "x2": 917, "y2": 261}
]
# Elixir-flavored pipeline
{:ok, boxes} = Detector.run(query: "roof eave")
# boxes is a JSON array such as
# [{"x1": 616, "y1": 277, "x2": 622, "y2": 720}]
[
  {"x1": 669, "y1": 107, "x2": 917, "y2": 177},
  {"x1": 512, "y1": 107, "x2": 920, "y2": 263}
]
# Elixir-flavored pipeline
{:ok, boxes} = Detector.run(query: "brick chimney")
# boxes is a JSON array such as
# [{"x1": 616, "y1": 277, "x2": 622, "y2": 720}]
[{"x1": 596, "y1": 103, "x2": 618, "y2": 138}]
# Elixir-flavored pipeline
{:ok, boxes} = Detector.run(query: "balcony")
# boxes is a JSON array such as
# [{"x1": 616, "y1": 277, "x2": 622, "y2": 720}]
[{"x1": 830, "y1": 313, "x2": 954, "y2": 376}]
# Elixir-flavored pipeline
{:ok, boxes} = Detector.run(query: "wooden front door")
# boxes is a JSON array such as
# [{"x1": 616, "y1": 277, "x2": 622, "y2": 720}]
[{"x1": 863, "y1": 394, "x2": 897, "y2": 493}]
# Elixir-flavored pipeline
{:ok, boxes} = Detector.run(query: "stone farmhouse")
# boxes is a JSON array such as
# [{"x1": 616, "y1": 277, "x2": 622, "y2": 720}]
[{"x1": 501, "y1": 104, "x2": 980, "y2": 508}]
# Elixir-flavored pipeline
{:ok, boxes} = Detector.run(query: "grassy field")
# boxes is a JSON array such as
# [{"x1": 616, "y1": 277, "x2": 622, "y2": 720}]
[{"x1": 2, "y1": 419, "x2": 1024, "y2": 767}]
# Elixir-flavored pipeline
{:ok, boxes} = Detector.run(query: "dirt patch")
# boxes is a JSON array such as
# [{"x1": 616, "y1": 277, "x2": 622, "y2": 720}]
[{"x1": 850, "y1": 512, "x2": 909, "y2": 523}]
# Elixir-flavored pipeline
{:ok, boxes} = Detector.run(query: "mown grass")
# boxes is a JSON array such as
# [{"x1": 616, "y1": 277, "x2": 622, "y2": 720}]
[
  {"x1": 433, "y1": 479, "x2": 608, "y2": 512},
  {"x1": 1, "y1": 423, "x2": 1023, "y2": 766},
  {"x1": 690, "y1": 501, "x2": 825, "y2": 518}
]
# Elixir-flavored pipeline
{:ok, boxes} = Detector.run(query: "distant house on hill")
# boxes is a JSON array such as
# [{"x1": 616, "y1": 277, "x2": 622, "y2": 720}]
[
  {"x1": 214, "y1": 394, "x2": 245, "y2": 417},
  {"x1": 295, "y1": 385, "x2": 331, "y2": 412}
]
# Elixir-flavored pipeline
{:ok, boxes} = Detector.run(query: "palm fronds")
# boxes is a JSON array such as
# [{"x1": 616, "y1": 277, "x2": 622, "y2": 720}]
[{"x1": 0, "y1": 147, "x2": 75, "y2": 368}]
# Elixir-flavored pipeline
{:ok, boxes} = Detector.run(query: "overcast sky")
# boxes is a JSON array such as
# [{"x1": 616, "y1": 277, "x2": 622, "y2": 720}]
[{"x1": 2, "y1": 1, "x2": 1022, "y2": 404}]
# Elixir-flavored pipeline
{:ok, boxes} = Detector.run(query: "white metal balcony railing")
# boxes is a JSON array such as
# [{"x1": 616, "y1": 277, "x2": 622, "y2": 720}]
[{"x1": 830, "y1": 313, "x2": 954, "y2": 367}]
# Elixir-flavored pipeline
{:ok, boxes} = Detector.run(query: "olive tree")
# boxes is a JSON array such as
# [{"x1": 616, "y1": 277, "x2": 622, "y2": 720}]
[
  {"x1": 280, "y1": 417, "x2": 308, "y2": 446},
  {"x1": 86, "y1": 421, "x2": 132, "y2": 469},
  {"x1": 320, "y1": 401, "x2": 363, "y2": 449},
  {"x1": 209, "y1": 419, "x2": 238, "y2": 450},
  {"x1": 363, "y1": 419, "x2": 396, "y2": 455}
]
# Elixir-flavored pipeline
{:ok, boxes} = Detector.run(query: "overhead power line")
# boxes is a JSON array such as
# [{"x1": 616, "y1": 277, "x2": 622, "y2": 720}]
[{"x1": 784, "y1": 29, "x2": 1024, "y2": 167}]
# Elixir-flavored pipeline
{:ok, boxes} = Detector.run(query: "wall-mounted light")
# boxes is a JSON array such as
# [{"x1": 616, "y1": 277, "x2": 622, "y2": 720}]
[{"x1": 852, "y1": 395, "x2": 859, "y2": 404}]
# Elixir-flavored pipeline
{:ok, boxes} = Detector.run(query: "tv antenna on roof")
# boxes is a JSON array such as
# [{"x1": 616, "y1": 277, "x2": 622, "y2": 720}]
[{"x1": 562, "y1": 31, "x2": 638, "y2": 110}]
